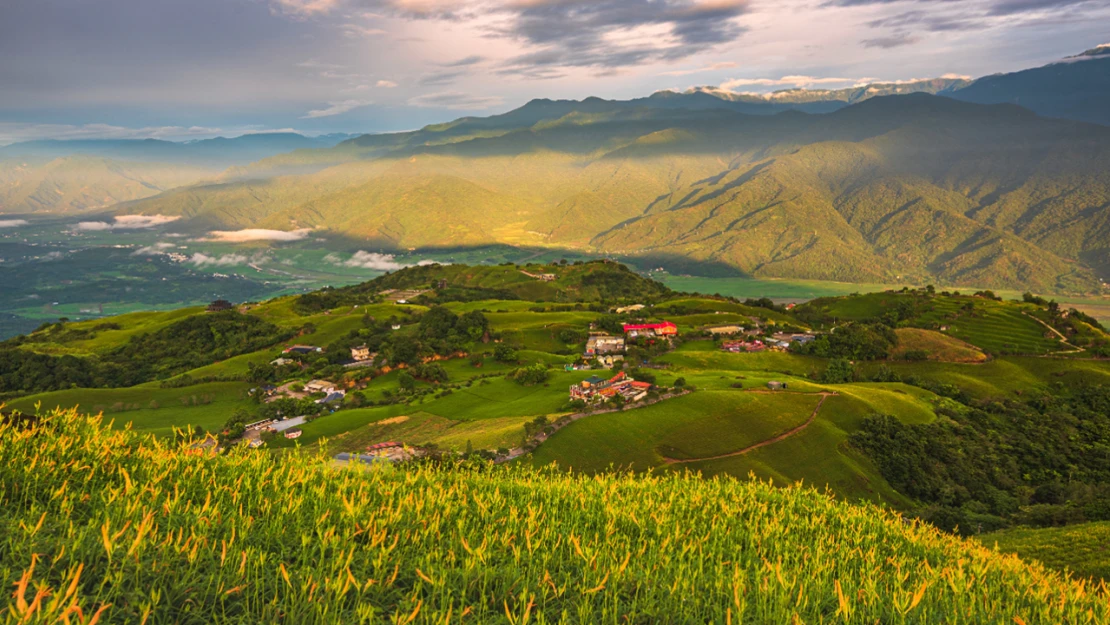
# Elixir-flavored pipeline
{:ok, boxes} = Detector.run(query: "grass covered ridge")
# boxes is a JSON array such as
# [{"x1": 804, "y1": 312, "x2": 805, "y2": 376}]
[{"x1": 2, "y1": 410, "x2": 1108, "y2": 624}]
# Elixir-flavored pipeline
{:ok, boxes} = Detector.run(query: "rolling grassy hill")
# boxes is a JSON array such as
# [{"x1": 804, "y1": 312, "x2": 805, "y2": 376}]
[
  {"x1": 115, "y1": 94, "x2": 1110, "y2": 294},
  {"x1": 2, "y1": 409, "x2": 1107, "y2": 624}
]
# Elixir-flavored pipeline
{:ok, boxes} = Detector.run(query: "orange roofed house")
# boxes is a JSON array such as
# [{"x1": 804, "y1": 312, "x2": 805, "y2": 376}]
[
  {"x1": 569, "y1": 372, "x2": 651, "y2": 403},
  {"x1": 622, "y1": 321, "x2": 677, "y2": 338}
]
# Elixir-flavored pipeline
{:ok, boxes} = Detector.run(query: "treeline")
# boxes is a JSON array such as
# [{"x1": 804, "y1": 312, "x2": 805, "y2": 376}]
[
  {"x1": 0, "y1": 311, "x2": 292, "y2": 393},
  {"x1": 791, "y1": 323, "x2": 898, "y2": 360},
  {"x1": 851, "y1": 385, "x2": 1110, "y2": 534}
]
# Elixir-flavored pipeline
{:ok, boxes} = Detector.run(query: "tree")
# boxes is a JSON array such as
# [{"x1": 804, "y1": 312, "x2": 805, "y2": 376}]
[
  {"x1": 398, "y1": 372, "x2": 416, "y2": 393},
  {"x1": 673, "y1": 377, "x2": 686, "y2": 388},
  {"x1": 821, "y1": 358, "x2": 856, "y2": 384},
  {"x1": 494, "y1": 344, "x2": 518, "y2": 363},
  {"x1": 508, "y1": 363, "x2": 550, "y2": 386}
]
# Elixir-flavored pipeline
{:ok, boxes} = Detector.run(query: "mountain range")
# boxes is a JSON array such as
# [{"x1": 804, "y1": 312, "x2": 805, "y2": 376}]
[
  {"x1": 2, "y1": 47, "x2": 1109, "y2": 293},
  {"x1": 0, "y1": 133, "x2": 355, "y2": 213}
]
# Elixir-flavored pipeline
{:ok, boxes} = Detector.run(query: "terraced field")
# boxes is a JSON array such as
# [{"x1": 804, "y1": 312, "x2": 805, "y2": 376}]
[{"x1": 800, "y1": 292, "x2": 1064, "y2": 354}]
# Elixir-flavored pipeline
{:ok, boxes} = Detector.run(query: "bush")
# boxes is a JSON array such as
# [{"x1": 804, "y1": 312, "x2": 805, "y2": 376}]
[
  {"x1": 508, "y1": 363, "x2": 550, "y2": 386},
  {"x1": 821, "y1": 358, "x2": 856, "y2": 384},
  {"x1": 494, "y1": 344, "x2": 518, "y2": 363}
]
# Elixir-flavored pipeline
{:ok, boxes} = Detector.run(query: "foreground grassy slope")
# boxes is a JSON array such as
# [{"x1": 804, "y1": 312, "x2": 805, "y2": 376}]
[{"x1": 3, "y1": 411, "x2": 1107, "y2": 624}]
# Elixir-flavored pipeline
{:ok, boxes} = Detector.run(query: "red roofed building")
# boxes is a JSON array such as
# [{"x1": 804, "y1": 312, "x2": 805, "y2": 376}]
[{"x1": 623, "y1": 321, "x2": 678, "y2": 338}]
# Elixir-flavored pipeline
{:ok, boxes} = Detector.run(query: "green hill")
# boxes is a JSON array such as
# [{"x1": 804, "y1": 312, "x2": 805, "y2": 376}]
[
  {"x1": 293, "y1": 260, "x2": 674, "y2": 312},
  {"x1": 2, "y1": 409, "x2": 1107, "y2": 624},
  {"x1": 117, "y1": 94, "x2": 1110, "y2": 294}
]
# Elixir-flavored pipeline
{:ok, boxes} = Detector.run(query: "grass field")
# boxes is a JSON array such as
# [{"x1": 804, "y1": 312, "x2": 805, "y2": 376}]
[
  {"x1": 4, "y1": 381, "x2": 252, "y2": 437},
  {"x1": 5, "y1": 410, "x2": 1106, "y2": 624},
  {"x1": 322, "y1": 411, "x2": 535, "y2": 454},
  {"x1": 891, "y1": 328, "x2": 987, "y2": 363},
  {"x1": 978, "y1": 522, "x2": 1110, "y2": 582}
]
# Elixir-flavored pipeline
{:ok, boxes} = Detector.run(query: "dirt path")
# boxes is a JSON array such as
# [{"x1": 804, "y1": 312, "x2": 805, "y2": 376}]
[
  {"x1": 662, "y1": 391, "x2": 835, "y2": 465},
  {"x1": 1022, "y1": 312, "x2": 1084, "y2": 354},
  {"x1": 496, "y1": 390, "x2": 690, "y2": 463}
]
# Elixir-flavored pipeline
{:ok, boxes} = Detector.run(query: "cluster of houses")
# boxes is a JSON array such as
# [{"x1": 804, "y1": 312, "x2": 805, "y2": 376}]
[
  {"x1": 721, "y1": 331, "x2": 816, "y2": 353},
  {"x1": 569, "y1": 371, "x2": 652, "y2": 404}
]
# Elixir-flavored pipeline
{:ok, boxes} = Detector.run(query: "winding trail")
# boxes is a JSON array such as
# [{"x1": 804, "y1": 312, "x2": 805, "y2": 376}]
[
  {"x1": 1021, "y1": 311, "x2": 1085, "y2": 355},
  {"x1": 662, "y1": 391, "x2": 835, "y2": 465}
]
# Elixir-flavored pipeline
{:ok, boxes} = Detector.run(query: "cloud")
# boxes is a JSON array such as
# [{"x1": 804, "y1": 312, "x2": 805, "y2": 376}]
[
  {"x1": 442, "y1": 55, "x2": 485, "y2": 67},
  {"x1": 718, "y1": 75, "x2": 874, "y2": 90},
  {"x1": 203, "y1": 228, "x2": 313, "y2": 242},
  {"x1": 0, "y1": 219, "x2": 29, "y2": 228},
  {"x1": 408, "y1": 91, "x2": 504, "y2": 109},
  {"x1": 376, "y1": 79, "x2": 398, "y2": 88},
  {"x1": 75, "y1": 215, "x2": 181, "y2": 231},
  {"x1": 418, "y1": 70, "x2": 467, "y2": 86},
  {"x1": 865, "y1": 10, "x2": 983, "y2": 32},
  {"x1": 268, "y1": 0, "x2": 343, "y2": 17},
  {"x1": 302, "y1": 100, "x2": 372, "y2": 118},
  {"x1": 861, "y1": 33, "x2": 921, "y2": 48},
  {"x1": 328, "y1": 250, "x2": 438, "y2": 270},
  {"x1": 660, "y1": 61, "x2": 739, "y2": 76},
  {"x1": 340, "y1": 23, "x2": 388, "y2": 37},
  {"x1": 132, "y1": 242, "x2": 177, "y2": 256},
  {"x1": 187, "y1": 253, "x2": 251, "y2": 267}
]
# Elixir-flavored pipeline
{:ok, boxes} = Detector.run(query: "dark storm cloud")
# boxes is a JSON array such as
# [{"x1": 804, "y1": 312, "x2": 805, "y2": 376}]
[{"x1": 492, "y1": 0, "x2": 750, "y2": 75}]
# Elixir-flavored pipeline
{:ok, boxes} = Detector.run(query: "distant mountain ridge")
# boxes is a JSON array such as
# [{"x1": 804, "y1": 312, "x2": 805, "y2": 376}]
[
  {"x1": 116, "y1": 91, "x2": 1110, "y2": 294},
  {"x1": 0, "y1": 133, "x2": 356, "y2": 213},
  {"x1": 0, "y1": 132, "x2": 356, "y2": 168}
]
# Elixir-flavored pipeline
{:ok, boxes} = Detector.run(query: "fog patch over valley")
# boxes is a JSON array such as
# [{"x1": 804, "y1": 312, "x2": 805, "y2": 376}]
[
  {"x1": 75, "y1": 215, "x2": 181, "y2": 231},
  {"x1": 202, "y1": 228, "x2": 312, "y2": 242},
  {"x1": 325, "y1": 251, "x2": 439, "y2": 271}
]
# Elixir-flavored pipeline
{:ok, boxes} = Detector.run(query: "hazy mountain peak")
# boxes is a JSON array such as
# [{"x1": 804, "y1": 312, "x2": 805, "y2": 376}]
[{"x1": 1073, "y1": 43, "x2": 1110, "y2": 58}]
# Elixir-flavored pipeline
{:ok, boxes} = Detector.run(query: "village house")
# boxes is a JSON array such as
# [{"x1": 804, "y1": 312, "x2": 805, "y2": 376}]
[
  {"x1": 304, "y1": 379, "x2": 334, "y2": 394},
  {"x1": 767, "y1": 381, "x2": 788, "y2": 391},
  {"x1": 771, "y1": 332, "x2": 816, "y2": 345},
  {"x1": 206, "y1": 299, "x2": 233, "y2": 312},
  {"x1": 623, "y1": 321, "x2": 678, "y2": 338},
  {"x1": 284, "y1": 428, "x2": 303, "y2": 439},
  {"x1": 585, "y1": 335, "x2": 626, "y2": 356},
  {"x1": 351, "y1": 345, "x2": 373, "y2": 361},
  {"x1": 721, "y1": 340, "x2": 766, "y2": 353},
  {"x1": 283, "y1": 345, "x2": 323, "y2": 355},
  {"x1": 615, "y1": 304, "x2": 645, "y2": 314},
  {"x1": 317, "y1": 390, "x2": 346, "y2": 405},
  {"x1": 270, "y1": 357, "x2": 295, "y2": 367},
  {"x1": 595, "y1": 354, "x2": 624, "y2": 368},
  {"x1": 705, "y1": 325, "x2": 743, "y2": 336}
]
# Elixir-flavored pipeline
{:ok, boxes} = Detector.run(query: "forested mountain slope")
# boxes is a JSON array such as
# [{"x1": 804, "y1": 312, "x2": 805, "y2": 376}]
[{"x1": 119, "y1": 94, "x2": 1110, "y2": 293}]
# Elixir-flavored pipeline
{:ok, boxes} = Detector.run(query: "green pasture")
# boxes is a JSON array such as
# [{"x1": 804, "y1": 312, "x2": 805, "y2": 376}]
[{"x1": 4, "y1": 381, "x2": 252, "y2": 438}]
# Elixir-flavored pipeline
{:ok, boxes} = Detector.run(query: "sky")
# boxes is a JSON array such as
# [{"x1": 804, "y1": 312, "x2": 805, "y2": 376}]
[{"x1": 1, "y1": 0, "x2": 1108, "y2": 144}]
